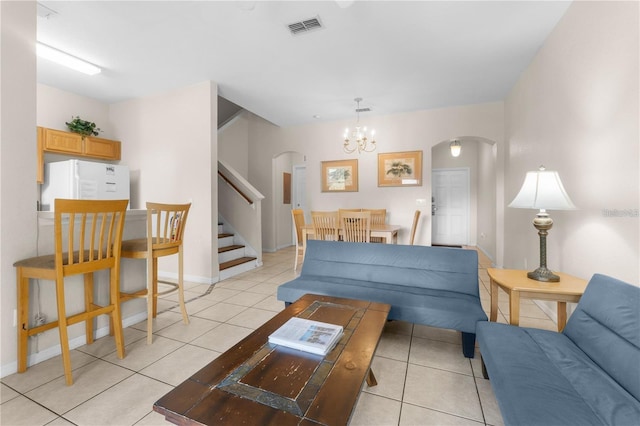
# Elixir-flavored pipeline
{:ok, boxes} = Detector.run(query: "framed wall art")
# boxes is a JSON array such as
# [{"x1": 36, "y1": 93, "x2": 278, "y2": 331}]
[
  {"x1": 321, "y1": 159, "x2": 358, "y2": 192},
  {"x1": 378, "y1": 151, "x2": 422, "y2": 187}
]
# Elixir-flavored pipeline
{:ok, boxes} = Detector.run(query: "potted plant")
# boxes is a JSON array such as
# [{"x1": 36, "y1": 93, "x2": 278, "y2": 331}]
[{"x1": 65, "y1": 116, "x2": 101, "y2": 138}]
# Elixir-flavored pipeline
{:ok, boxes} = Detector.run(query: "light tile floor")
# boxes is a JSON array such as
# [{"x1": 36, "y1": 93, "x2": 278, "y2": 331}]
[{"x1": 1, "y1": 247, "x2": 558, "y2": 425}]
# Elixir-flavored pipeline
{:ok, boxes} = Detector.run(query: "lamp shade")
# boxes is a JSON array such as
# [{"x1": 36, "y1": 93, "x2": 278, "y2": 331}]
[{"x1": 509, "y1": 168, "x2": 576, "y2": 210}]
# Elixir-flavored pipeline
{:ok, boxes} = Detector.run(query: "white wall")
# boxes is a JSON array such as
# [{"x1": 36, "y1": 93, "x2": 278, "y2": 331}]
[
  {"x1": 248, "y1": 102, "x2": 504, "y2": 251},
  {"x1": 0, "y1": 0, "x2": 38, "y2": 376},
  {"x1": 37, "y1": 84, "x2": 112, "y2": 137},
  {"x1": 110, "y1": 81, "x2": 219, "y2": 283},
  {"x1": 504, "y1": 1, "x2": 639, "y2": 285},
  {"x1": 477, "y1": 142, "x2": 497, "y2": 262},
  {"x1": 218, "y1": 111, "x2": 249, "y2": 178}
]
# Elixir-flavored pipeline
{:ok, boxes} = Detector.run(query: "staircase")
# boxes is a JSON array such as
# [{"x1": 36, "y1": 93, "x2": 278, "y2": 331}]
[{"x1": 218, "y1": 223, "x2": 258, "y2": 280}]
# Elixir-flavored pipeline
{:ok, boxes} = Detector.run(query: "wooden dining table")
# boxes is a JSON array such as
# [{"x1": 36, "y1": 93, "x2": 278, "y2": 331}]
[{"x1": 302, "y1": 223, "x2": 401, "y2": 251}]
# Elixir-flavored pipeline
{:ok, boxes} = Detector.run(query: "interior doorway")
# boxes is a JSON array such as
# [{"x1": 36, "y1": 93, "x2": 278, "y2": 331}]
[{"x1": 432, "y1": 168, "x2": 470, "y2": 246}]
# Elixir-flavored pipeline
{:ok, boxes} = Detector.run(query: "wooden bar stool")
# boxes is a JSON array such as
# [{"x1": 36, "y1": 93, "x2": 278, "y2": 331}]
[
  {"x1": 14, "y1": 199, "x2": 128, "y2": 385},
  {"x1": 120, "y1": 202, "x2": 191, "y2": 344}
]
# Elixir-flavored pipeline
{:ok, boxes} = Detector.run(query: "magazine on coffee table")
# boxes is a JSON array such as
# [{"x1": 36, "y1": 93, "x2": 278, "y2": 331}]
[{"x1": 268, "y1": 317, "x2": 343, "y2": 356}]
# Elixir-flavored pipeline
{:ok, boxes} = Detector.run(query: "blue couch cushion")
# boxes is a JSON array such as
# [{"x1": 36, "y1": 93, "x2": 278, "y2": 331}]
[
  {"x1": 478, "y1": 322, "x2": 640, "y2": 426},
  {"x1": 563, "y1": 273, "x2": 640, "y2": 402},
  {"x1": 300, "y1": 240, "x2": 480, "y2": 297},
  {"x1": 277, "y1": 276, "x2": 486, "y2": 333}
]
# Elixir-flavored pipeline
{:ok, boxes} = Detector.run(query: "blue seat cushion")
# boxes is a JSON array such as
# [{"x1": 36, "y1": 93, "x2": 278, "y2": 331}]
[{"x1": 478, "y1": 322, "x2": 640, "y2": 426}]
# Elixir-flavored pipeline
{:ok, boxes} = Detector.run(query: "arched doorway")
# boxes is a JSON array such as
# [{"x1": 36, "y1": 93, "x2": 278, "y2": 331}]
[{"x1": 431, "y1": 136, "x2": 498, "y2": 262}]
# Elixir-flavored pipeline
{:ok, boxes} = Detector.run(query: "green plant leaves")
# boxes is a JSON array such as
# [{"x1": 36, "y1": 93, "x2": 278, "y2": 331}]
[{"x1": 65, "y1": 116, "x2": 102, "y2": 137}]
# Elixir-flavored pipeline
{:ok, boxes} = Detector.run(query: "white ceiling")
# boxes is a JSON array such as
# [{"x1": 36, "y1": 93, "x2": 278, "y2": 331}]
[{"x1": 36, "y1": 1, "x2": 572, "y2": 127}]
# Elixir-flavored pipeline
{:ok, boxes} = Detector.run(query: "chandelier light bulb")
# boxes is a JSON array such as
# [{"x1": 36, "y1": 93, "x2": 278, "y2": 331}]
[{"x1": 343, "y1": 98, "x2": 377, "y2": 154}]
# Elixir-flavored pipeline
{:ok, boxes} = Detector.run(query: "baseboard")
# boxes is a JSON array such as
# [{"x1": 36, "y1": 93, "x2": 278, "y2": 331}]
[{"x1": 0, "y1": 312, "x2": 147, "y2": 379}]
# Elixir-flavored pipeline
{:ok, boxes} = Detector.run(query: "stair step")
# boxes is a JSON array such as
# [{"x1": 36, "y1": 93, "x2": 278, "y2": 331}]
[
  {"x1": 218, "y1": 244, "x2": 244, "y2": 254},
  {"x1": 220, "y1": 256, "x2": 257, "y2": 271},
  {"x1": 218, "y1": 233, "x2": 233, "y2": 239}
]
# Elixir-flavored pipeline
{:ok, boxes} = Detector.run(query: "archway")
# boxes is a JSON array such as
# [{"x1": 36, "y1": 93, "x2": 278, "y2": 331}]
[{"x1": 431, "y1": 136, "x2": 500, "y2": 264}]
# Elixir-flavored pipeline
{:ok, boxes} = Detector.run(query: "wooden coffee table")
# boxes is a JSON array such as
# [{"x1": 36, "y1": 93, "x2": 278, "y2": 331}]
[{"x1": 153, "y1": 294, "x2": 391, "y2": 425}]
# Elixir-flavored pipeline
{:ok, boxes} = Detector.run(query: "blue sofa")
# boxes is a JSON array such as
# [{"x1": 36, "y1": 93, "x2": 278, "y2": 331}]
[
  {"x1": 277, "y1": 240, "x2": 487, "y2": 358},
  {"x1": 477, "y1": 273, "x2": 640, "y2": 426}
]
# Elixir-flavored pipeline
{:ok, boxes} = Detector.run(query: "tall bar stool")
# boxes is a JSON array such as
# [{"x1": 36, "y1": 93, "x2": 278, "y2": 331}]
[
  {"x1": 120, "y1": 202, "x2": 191, "y2": 344},
  {"x1": 14, "y1": 199, "x2": 128, "y2": 385}
]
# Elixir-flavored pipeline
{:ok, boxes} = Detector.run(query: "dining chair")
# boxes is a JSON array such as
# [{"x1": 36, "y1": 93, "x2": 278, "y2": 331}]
[
  {"x1": 120, "y1": 202, "x2": 191, "y2": 344},
  {"x1": 291, "y1": 209, "x2": 306, "y2": 271},
  {"x1": 14, "y1": 199, "x2": 128, "y2": 385},
  {"x1": 410, "y1": 210, "x2": 421, "y2": 245},
  {"x1": 363, "y1": 209, "x2": 386, "y2": 243},
  {"x1": 338, "y1": 208, "x2": 362, "y2": 221},
  {"x1": 341, "y1": 211, "x2": 371, "y2": 243},
  {"x1": 311, "y1": 211, "x2": 339, "y2": 241}
]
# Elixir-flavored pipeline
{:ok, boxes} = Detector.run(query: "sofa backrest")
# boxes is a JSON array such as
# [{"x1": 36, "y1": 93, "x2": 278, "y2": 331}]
[
  {"x1": 563, "y1": 273, "x2": 640, "y2": 401},
  {"x1": 301, "y1": 240, "x2": 480, "y2": 297}
]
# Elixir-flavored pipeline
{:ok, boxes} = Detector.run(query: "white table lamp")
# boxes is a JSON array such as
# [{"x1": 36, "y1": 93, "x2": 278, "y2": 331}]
[{"x1": 509, "y1": 166, "x2": 576, "y2": 282}]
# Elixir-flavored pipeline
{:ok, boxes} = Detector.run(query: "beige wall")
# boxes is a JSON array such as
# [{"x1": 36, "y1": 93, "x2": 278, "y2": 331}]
[
  {"x1": 37, "y1": 84, "x2": 112, "y2": 137},
  {"x1": 1, "y1": 0, "x2": 38, "y2": 377},
  {"x1": 248, "y1": 103, "x2": 505, "y2": 251},
  {"x1": 218, "y1": 111, "x2": 249, "y2": 178},
  {"x1": 504, "y1": 1, "x2": 639, "y2": 285},
  {"x1": 110, "y1": 81, "x2": 218, "y2": 283}
]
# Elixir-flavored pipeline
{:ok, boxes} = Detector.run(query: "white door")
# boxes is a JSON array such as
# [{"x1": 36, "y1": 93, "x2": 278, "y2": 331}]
[
  {"x1": 432, "y1": 168, "x2": 469, "y2": 246},
  {"x1": 292, "y1": 165, "x2": 307, "y2": 243}
]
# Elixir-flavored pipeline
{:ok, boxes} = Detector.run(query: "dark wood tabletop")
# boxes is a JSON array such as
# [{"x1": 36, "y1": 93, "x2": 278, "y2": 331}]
[{"x1": 153, "y1": 294, "x2": 391, "y2": 425}]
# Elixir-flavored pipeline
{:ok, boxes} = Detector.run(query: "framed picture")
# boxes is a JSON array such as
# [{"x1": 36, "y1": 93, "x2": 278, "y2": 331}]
[
  {"x1": 378, "y1": 150, "x2": 423, "y2": 187},
  {"x1": 321, "y1": 159, "x2": 358, "y2": 192}
]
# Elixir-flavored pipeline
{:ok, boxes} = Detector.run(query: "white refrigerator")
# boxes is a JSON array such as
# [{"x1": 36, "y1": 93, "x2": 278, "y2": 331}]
[{"x1": 41, "y1": 159, "x2": 130, "y2": 211}]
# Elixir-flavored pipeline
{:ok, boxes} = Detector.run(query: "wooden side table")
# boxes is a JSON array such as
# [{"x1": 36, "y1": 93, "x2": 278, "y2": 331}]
[{"x1": 487, "y1": 268, "x2": 588, "y2": 332}]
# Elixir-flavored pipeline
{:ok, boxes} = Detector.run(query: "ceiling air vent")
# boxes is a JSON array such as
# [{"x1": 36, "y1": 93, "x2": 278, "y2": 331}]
[{"x1": 288, "y1": 17, "x2": 323, "y2": 35}]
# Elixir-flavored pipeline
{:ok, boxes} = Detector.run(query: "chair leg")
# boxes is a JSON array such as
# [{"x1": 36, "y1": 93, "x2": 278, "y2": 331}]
[
  {"x1": 293, "y1": 248, "x2": 298, "y2": 271},
  {"x1": 55, "y1": 276, "x2": 73, "y2": 385},
  {"x1": 178, "y1": 245, "x2": 189, "y2": 325},
  {"x1": 16, "y1": 268, "x2": 29, "y2": 373},
  {"x1": 84, "y1": 273, "x2": 95, "y2": 344},
  {"x1": 152, "y1": 257, "x2": 158, "y2": 318},
  {"x1": 146, "y1": 255, "x2": 155, "y2": 345},
  {"x1": 110, "y1": 267, "x2": 125, "y2": 359}
]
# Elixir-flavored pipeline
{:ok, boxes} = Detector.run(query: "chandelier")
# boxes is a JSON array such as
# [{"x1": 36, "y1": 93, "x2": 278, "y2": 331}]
[{"x1": 343, "y1": 98, "x2": 376, "y2": 154}]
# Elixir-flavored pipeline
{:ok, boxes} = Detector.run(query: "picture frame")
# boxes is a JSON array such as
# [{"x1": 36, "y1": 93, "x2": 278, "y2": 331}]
[
  {"x1": 378, "y1": 150, "x2": 423, "y2": 187},
  {"x1": 321, "y1": 159, "x2": 358, "y2": 192}
]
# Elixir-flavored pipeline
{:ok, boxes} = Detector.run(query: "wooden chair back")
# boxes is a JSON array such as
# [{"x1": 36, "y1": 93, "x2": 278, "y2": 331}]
[
  {"x1": 338, "y1": 208, "x2": 362, "y2": 222},
  {"x1": 362, "y1": 209, "x2": 386, "y2": 243},
  {"x1": 55, "y1": 199, "x2": 128, "y2": 276},
  {"x1": 410, "y1": 210, "x2": 421, "y2": 245},
  {"x1": 341, "y1": 211, "x2": 371, "y2": 243},
  {"x1": 311, "y1": 211, "x2": 339, "y2": 241},
  {"x1": 291, "y1": 209, "x2": 305, "y2": 246},
  {"x1": 362, "y1": 209, "x2": 386, "y2": 225},
  {"x1": 146, "y1": 202, "x2": 191, "y2": 256}
]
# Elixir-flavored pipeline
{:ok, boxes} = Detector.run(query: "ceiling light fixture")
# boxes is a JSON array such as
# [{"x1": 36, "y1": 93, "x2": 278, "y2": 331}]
[
  {"x1": 450, "y1": 139, "x2": 462, "y2": 157},
  {"x1": 36, "y1": 42, "x2": 101, "y2": 75},
  {"x1": 343, "y1": 98, "x2": 376, "y2": 154}
]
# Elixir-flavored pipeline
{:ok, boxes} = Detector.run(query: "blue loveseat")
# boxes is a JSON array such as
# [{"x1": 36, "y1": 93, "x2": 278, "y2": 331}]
[
  {"x1": 277, "y1": 240, "x2": 487, "y2": 358},
  {"x1": 477, "y1": 273, "x2": 640, "y2": 425}
]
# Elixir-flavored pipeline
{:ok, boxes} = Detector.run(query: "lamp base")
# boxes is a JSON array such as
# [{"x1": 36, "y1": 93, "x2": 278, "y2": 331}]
[{"x1": 527, "y1": 267, "x2": 560, "y2": 282}]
